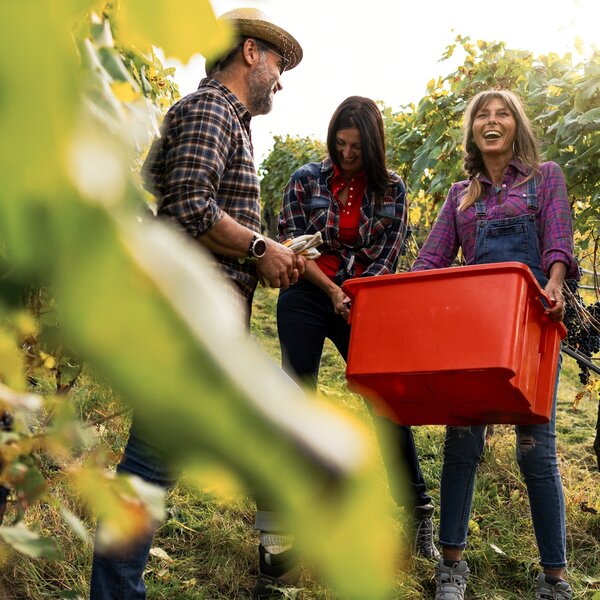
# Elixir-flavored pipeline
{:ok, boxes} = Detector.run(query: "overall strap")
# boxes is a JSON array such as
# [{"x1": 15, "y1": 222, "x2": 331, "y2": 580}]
[{"x1": 525, "y1": 173, "x2": 538, "y2": 212}]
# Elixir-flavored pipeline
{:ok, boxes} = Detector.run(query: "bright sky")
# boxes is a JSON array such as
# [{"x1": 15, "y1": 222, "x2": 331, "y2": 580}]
[{"x1": 165, "y1": 0, "x2": 599, "y2": 163}]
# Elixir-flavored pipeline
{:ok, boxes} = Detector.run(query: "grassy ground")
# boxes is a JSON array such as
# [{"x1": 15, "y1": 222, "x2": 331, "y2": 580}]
[{"x1": 2, "y1": 286, "x2": 600, "y2": 599}]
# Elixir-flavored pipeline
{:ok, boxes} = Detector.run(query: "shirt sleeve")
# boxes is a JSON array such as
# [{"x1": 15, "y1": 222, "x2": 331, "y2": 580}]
[
  {"x1": 538, "y1": 162, "x2": 579, "y2": 279},
  {"x1": 362, "y1": 181, "x2": 408, "y2": 277},
  {"x1": 152, "y1": 94, "x2": 233, "y2": 238},
  {"x1": 277, "y1": 170, "x2": 309, "y2": 243},
  {"x1": 412, "y1": 185, "x2": 461, "y2": 271}
]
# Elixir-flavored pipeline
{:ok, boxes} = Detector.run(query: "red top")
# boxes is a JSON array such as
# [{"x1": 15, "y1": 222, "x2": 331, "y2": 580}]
[{"x1": 316, "y1": 165, "x2": 367, "y2": 278}]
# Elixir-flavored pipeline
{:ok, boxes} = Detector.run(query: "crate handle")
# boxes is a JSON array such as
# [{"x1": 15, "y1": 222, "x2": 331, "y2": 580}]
[
  {"x1": 346, "y1": 299, "x2": 354, "y2": 325},
  {"x1": 535, "y1": 291, "x2": 568, "y2": 348},
  {"x1": 536, "y1": 290, "x2": 554, "y2": 311}
]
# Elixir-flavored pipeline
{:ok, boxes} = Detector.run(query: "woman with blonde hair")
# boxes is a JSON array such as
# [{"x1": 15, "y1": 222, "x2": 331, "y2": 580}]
[{"x1": 414, "y1": 89, "x2": 578, "y2": 600}]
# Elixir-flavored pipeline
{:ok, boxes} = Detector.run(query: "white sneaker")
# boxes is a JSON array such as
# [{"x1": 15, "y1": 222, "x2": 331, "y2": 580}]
[
  {"x1": 535, "y1": 573, "x2": 572, "y2": 599},
  {"x1": 434, "y1": 559, "x2": 469, "y2": 600}
]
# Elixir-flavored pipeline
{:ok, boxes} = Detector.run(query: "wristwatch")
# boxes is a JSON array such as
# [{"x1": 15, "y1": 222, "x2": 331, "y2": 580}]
[{"x1": 247, "y1": 234, "x2": 267, "y2": 259}]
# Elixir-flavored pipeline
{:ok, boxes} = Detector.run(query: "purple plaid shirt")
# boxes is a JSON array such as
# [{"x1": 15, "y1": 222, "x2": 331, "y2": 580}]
[
  {"x1": 413, "y1": 160, "x2": 579, "y2": 279},
  {"x1": 142, "y1": 78, "x2": 261, "y2": 300},
  {"x1": 278, "y1": 159, "x2": 408, "y2": 281}
]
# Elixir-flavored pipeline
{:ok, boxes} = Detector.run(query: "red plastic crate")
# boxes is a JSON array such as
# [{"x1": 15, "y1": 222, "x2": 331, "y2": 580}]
[{"x1": 343, "y1": 263, "x2": 566, "y2": 425}]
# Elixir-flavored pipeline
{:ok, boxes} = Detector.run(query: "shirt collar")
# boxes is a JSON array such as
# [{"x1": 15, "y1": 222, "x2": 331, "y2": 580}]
[
  {"x1": 477, "y1": 159, "x2": 530, "y2": 185},
  {"x1": 322, "y1": 158, "x2": 366, "y2": 180},
  {"x1": 199, "y1": 77, "x2": 252, "y2": 129},
  {"x1": 321, "y1": 158, "x2": 334, "y2": 174}
]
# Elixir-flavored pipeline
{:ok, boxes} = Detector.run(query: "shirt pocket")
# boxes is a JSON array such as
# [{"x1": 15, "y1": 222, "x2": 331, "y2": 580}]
[
  {"x1": 506, "y1": 184, "x2": 538, "y2": 216},
  {"x1": 370, "y1": 204, "x2": 397, "y2": 239},
  {"x1": 307, "y1": 196, "x2": 331, "y2": 232}
]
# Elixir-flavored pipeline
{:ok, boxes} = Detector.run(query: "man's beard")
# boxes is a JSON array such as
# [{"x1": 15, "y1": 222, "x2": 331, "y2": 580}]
[{"x1": 247, "y1": 59, "x2": 276, "y2": 116}]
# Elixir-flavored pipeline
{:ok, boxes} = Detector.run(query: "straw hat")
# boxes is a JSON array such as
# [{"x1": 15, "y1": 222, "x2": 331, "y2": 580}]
[{"x1": 217, "y1": 7, "x2": 303, "y2": 71}]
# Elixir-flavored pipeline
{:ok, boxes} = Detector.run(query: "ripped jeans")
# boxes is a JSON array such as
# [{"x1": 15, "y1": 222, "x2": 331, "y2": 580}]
[{"x1": 438, "y1": 358, "x2": 566, "y2": 569}]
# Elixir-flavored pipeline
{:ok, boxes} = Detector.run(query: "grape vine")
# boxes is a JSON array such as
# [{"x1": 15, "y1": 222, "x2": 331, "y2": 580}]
[
  {"x1": 563, "y1": 280, "x2": 600, "y2": 385},
  {"x1": 563, "y1": 279, "x2": 600, "y2": 470}
]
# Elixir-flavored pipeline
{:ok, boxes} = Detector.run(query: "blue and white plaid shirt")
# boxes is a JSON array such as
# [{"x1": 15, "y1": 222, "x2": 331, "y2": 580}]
[{"x1": 142, "y1": 78, "x2": 261, "y2": 300}]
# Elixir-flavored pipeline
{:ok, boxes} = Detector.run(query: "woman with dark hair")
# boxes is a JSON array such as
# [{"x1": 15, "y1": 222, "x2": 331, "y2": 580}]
[
  {"x1": 266, "y1": 96, "x2": 437, "y2": 583},
  {"x1": 413, "y1": 90, "x2": 578, "y2": 600}
]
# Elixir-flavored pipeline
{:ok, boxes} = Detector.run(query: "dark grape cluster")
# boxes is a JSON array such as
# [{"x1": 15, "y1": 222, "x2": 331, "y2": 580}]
[
  {"x1": 563, "y1": 280, "x2": 600, "y2": 385},
  {"x1": 0, "y1": 411, "x2": 13, "y2": 431}
]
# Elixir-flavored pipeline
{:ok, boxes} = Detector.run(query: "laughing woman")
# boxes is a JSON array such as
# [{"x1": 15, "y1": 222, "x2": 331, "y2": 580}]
[
  {"x1": 413, "y1": 90, "x2": 579, "y2": 600},
  {"x1": 268, "y1": 96, "x2": 439, "y2": 581}
]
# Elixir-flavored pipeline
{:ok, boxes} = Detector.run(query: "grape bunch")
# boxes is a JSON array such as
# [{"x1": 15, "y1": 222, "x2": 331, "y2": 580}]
[
  {"x1": 563, "y1": 280, "x2": 600, "y2": 385},
  {"x1": 0, "y1": 411, "x2": 13, "y2": 431}
]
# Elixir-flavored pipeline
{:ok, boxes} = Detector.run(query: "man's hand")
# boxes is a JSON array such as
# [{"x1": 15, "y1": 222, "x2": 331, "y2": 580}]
[{"x1": 256, "y1": 238, "x2": 302, "y2": 289}]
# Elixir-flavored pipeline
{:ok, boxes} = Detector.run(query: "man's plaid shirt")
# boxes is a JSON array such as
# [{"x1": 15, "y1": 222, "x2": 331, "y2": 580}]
[{"x1": 142, "y1": 78, "x2": 261, "y2": 300}]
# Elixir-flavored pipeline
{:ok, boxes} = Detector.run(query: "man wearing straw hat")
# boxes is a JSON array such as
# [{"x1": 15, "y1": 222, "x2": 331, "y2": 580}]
[{"x1": 89, "y1": 8, "x2": 304, "y2": 600}]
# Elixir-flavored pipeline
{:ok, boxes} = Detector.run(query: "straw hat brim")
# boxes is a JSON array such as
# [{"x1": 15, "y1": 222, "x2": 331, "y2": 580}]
[{"x1": 219, "y1": 8, "x2": 303, "y2": 71}]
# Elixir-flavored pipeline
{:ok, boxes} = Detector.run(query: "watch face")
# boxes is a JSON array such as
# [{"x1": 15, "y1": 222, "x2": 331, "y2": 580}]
[{"x1": 253, "y1": 238, "x2": 267, "y2": 258}]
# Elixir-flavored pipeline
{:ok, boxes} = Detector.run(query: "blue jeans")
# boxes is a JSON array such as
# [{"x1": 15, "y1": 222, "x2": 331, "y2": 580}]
[
  {"x1": 90, "y1": 294, "x2": 253, "y2": 599},
  {"x1": 275, "y1": 279, "x2": 432, "y2": 511},
  {"x1": 438, "y1": 357, "x2": 566, "y2": 568},
  {"x1": 89, "y1": 429, "x2": 177, "y2": 600}
]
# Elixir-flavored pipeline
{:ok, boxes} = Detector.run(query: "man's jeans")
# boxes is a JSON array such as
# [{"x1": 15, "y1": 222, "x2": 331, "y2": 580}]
[
  {"x1": 90, "y1": 291, "x2": 253, "y2": 600},
  {"x1": 438, "y1": 357, "x2": 566, "y2": 568},
  {"x1": 89, "y1": 430, "x2": 177, "y2": 600}
]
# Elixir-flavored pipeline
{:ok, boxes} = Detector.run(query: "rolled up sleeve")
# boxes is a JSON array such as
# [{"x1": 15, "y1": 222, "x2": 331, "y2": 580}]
[
  {"x1": 413, "y1": 187, "x2": 461, "y2": 271},
  {"x1": 278, "y1": 174, "x2": 309, "y2": 243},
  {"x1": 539, "y1": 162, "x2": 579, "y2": 280},
  {"x1": 150, "y1": 95, "x2": 233, "y2": 238}
]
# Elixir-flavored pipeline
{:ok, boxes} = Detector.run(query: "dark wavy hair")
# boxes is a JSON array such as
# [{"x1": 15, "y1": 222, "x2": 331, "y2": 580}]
[
  {"x1": 326, "y1": 96, "x2": 392, "y2": 198},
  {"x1": 460, "y1": 89, "x2": 540, "y2": 211}
]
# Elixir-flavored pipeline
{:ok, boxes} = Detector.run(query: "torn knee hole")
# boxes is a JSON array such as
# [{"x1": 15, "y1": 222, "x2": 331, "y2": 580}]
[{"x1": 518, "y1": 434, "x2": 536, "y2": 453}]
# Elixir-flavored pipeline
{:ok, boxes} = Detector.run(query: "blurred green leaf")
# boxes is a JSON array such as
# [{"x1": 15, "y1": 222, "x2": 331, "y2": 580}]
[
  {"x1": 579, "y1": 107, "x2": 600, "y2": 125},
  {"x1": 59, "y1": 506, "x2": 91, "y2": 545},
  {"x1": 116, "y1": 0, "x2": 234, "y2": 62},
  {"x1": 0, "y1": 6, "x2": 402, "y2": 586},
  {"x1": 0, "y1": 522, "x2": 62, "y2": 560},
  {"x1": 0, "y1": 1, "x2": 80, "y2": 270}
]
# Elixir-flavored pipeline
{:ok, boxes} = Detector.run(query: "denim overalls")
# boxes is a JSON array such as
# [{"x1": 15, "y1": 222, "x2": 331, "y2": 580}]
[
  {"x1": 438, "y1": 176, "x2": 567, "y2": 569},
  {"x1": 473, "y1": 176, "x2": 547, "y2": 286}
]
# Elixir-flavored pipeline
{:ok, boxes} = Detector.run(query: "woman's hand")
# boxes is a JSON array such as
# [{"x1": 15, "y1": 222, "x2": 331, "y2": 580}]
[
  {"x1": 544, "y1": 262, "x2": 567, "y2": 322},
  {"x1": 300, "y1": 261, "x2": 352, "y2": 319},
  {"x1": 330, "y1": 286, "x2": 352, "y2": 320}
]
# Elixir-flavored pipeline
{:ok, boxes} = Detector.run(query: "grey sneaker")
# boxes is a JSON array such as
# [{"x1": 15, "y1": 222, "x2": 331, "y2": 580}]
[
  {"x1": 434, "y1": 559, "x2": 469, "y2": 600},
  {"x1": 535, "y1": 573, "x2": 572, "y2": 599},
  {"x1": 413, "y1": 504, "x2": 441, "y2": 560}
]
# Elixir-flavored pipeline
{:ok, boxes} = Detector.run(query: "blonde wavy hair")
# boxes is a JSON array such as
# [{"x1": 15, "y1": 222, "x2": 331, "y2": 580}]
[{"x1": 459, "y1": 90, "x2": 541, "y2": 211}]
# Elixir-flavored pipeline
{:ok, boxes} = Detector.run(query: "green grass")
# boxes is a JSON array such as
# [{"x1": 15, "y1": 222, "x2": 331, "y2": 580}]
[{"x1": 2, "y1": 286, "x2": 600, "y2": 599}]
